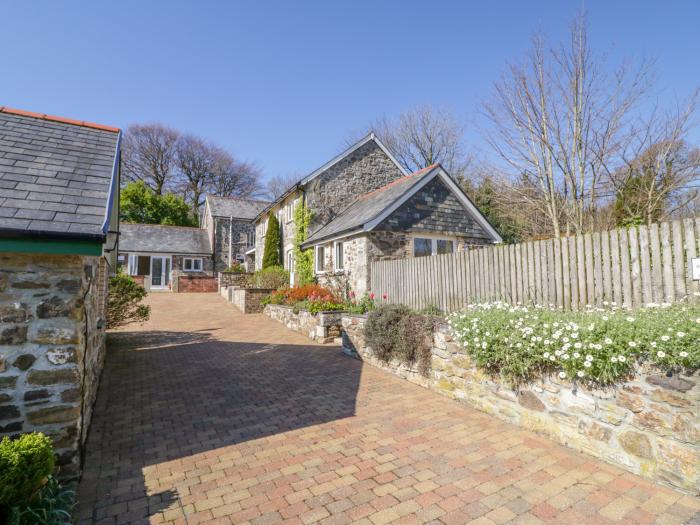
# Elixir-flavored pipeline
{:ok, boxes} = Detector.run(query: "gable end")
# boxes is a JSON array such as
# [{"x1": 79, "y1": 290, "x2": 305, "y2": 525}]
[{"x1": 377, "y1": 176, "x2": 494, "y2": 241}]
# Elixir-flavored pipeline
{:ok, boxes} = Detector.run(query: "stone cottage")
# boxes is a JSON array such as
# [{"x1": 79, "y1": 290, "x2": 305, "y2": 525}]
[
  {"x1": 253, "y1": 133, "x2": 501, "y2": 294},
  {"x1": 200, "y1": 195, "x2": 269, "y2": 272},
  {"x1": 0, "y1": 106, "x2": 120, "y2": 476},
  {"x1": 118, "y1": 223, "x2": 216, "y2": 292},
  {"x1": 115, "y1": 195, "x2": 268, "y2": 290}
]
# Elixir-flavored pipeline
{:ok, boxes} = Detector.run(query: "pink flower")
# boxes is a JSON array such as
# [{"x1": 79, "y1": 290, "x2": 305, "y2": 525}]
[
  {"x1": 382, "y1": 293, "x2": 387, "y2": 300},
  {"x1": 369, "y1": 293, "x2": 375, "y2": 300},
  {"x1": 349, "y1": 291, "x2": 355, "y2": 298}
]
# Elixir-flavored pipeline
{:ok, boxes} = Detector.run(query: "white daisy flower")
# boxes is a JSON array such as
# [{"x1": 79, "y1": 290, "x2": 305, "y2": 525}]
[
  {"x1": 573, "y1": 352, "x2": 581, "y2": 358},
  {"x1": 650, "y1": 342, "x2": 657, "y2": 348},
  {"x1": 657, "y1": 351, "x2": 666, "y2": 358},
  {"x1": 584, "y1": 361, "x2": 592, "y2": 368},
  {"x1": 558, "y1": 371, "x2": 567, "y2": 379},
  {"x1": 626, "y1": 317, "x2": 635, "y2": 322},
  {"x1": 577, "y1": 371, "x2": 585, "y2": 378},
  {"x1": 680, "y1": 351, "x2": 688, "y2": 357},
  {"x1": 611, "y1": 356, "x2": 618, "y2": 363},
  {"x1": 661, "y1": 335, "x2": 670, "y2": 342},
  {"x1": 676, "y1": 332, "x2": 686, "y2": 338},
  {"x1": 618, "y1": 355, "x2": 626, "y2": 363},
  {"x1": 604, "y1": 338, "x2": 613, "y2": 345},
  {"x1": 585, "y1": 354, "x2": 593, "y2": 361},
  {"x1": 628, "y1": 341, "x2": 637, "y2": 348}
]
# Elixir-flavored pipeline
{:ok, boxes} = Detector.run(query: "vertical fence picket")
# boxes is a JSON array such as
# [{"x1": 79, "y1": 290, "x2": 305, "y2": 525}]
[
  {"x1": 592, "y1": 232, "x2": 603, "y2": 306},
  {"x1": 672, "y1": 221, "x2": 686, "y2": 300},
  {"x1": 600, "y1": 230, "x2": 612, "y2": 305},
  {"x1": 684, "y1": 218, "x2": 698, "y2": 301},
  {"x1": 619, "y1": 228, "x2": 633, "y2": 307},
  {"x1": 660, "y1": 222, "x2": 675, "y2": 302},
  {"x1": 638, "y1": 225, "x2": 653, "y2": 306},
  {"x1": 583, "y1": 233, "x2": 595, "y2": 306},
  {"x1": 649, "y1": 223, "x2": 663, "y2": 303}
]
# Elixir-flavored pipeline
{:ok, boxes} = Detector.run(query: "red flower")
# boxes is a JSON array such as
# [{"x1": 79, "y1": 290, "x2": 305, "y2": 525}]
[
  {"x1": 382, "y1": 293, "x2": 387, "y2": 300},
  {"x1": 369, "y1": 292, "x2": 375, "y2": 300}
]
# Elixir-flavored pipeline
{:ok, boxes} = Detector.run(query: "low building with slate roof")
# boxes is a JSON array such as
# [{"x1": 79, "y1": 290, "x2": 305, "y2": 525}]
[
  {"x1": 251, "y1": 133, "x2": 501, "y2": 295},
  {"x1": 118, "y1": 223, "x2": 216, "y2": 292},
  {"x1": 0, "y1": 106, "x2": 121, "y2": 476}
]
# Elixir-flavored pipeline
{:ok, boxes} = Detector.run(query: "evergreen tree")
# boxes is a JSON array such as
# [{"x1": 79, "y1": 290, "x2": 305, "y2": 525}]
[{"x1": 262, "y1": 212, "x2": 282, "y2": 268}]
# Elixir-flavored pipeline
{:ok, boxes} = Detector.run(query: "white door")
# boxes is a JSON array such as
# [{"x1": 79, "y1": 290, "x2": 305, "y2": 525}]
[{"x1": 150, "y1": 256, "x2": 171, "y2": 290}]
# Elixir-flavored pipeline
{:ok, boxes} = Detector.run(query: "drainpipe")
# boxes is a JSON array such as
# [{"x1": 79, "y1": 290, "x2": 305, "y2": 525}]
[{"x1": 229, "y1": 216, "x2": 233, "y2": 267}]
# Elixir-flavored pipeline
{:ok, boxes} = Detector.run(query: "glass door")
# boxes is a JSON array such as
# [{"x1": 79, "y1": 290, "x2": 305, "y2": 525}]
[{"x1": 151, "y1": 256, "x2": 165, "y2": 288}]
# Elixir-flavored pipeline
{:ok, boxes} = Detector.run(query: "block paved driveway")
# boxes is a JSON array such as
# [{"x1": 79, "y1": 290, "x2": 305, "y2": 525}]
[{"x1": 77, "y1": 293, "x2": 699, "y2": 525}]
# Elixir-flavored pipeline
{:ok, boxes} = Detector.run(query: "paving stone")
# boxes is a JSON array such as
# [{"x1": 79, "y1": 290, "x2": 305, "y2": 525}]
[{"x1": 75, "y1": 294, "x2": 696, "y2": 525}]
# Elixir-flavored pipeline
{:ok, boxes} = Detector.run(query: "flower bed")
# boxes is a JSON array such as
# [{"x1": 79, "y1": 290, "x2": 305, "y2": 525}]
[{"x1": 448, "y1": 302, "x2": 699, "y2": 386}]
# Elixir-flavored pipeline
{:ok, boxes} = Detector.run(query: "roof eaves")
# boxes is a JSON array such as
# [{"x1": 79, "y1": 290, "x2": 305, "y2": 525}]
[{"x1": 100, "y1": 131, "x2": 122, "y2": 235}]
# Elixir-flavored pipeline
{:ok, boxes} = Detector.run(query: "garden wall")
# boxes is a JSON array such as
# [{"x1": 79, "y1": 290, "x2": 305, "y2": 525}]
[
  {"x1": 264, "y1": 304, "x2": 343, "y2": 343},
  {"x1": 173, "y1": 273, "x2": 217, "y2": 293},
  {"x1": 341, "y1": 315, "x2": 700, "y2": 494},
  {"x1": 0, "y1": 253, "x2": 109, "y2": 478},
  {"x1": 218, "y1": 272, "x2": 252, "y2": 289},
  {"x1": 231, "y1": 288, "x2": 275, "y2": 314}
]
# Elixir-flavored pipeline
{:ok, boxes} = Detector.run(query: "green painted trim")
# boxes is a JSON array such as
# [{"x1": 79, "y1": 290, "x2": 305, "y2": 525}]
[{"x1": 0, "y1": 238, "x2": 103, "y2": 256}]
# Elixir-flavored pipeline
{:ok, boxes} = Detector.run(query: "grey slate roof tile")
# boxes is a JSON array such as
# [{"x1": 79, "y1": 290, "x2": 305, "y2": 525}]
[
  {"x1": 304, "y1": 167, "x2": 438, "y2": 245},
  {"x1": 119, "y1": 223, "x2": 212, "y2": 254},
  {"x1": 205, "y1": 195, "x2": 269, "y2": 219},
  {"x1": 0, "y1": 110, "x2": 119, "y2": 237}
]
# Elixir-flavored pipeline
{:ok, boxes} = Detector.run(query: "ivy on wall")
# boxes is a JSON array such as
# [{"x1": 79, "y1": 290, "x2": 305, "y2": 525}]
[{"x1": 293, "y1": 198, "x2": 314, "y2": 285}]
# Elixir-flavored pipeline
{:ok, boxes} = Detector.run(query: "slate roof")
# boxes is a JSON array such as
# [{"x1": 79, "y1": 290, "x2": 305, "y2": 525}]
[
  {"x1": 0, "y1": 107, "x2": 120, "y2": 239},
  {"x1": 303, "y1": 165, "x2": 438, "y2": 246},
  {"x1": 119, "y1": 223, "x2": 212, "y2": 255},
  {"x1": 206, "y1": 195, "x2": 269, "y2": 220}
]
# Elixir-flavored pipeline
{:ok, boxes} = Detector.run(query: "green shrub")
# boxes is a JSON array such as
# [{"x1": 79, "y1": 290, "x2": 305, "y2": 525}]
[
  {"x1": 448, "y1": 302, "x2": 700, "y2": 386},
  {"x1": 296, "y1": 299, "x2": 347, "y2": 314},
  {"x1": 7, "y1": 475, "x2": 75, "y2": 525},
  {"x1": 364, "y1": 305, "x2": 434, "y2": 373},
  {"x1": 250, "y1": 266, "x2": 288, "y2": 289},
  {"x1": 107, "y1": 274, "x2": 150, "y2": 329},
  {"x1": 0, "y1": 433, "x2": 55, "y2": 510},
  {"x1": 262, "y1": 213, "x2": 281, "y2": 268},
  {"x1": 346, "y1": 292, "x2": 377, "y2": 314}
]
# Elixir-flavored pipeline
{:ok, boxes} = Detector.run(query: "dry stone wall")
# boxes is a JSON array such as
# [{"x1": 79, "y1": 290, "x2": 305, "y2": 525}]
[
  {"x1": 341, "y1": 315, "x2": 700, "y2": 494},
  {"x1": 0, "y1": 253, "x2": 108, "y2": 477},
  {"x1": 265, "y1": 305, "x2": 342, "y2": 343}
]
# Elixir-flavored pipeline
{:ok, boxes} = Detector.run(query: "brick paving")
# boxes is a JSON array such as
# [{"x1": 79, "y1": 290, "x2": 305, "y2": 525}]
[{"x1": 77, "y1": 293, "x2": 700, "y2": 525}]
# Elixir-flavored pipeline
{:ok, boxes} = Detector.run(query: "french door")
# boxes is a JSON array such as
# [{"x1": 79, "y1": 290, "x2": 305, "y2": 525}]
[{"x1": 150, "y1": 256, "x2": 171, "y2": 289}]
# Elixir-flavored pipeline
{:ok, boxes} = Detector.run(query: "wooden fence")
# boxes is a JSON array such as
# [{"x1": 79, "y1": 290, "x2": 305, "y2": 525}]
[{"x1": 370, "y1": 218, "x2": 700, "y2": 312}]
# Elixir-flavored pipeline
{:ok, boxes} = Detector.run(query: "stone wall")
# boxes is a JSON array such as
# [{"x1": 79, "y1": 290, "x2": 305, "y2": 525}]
[
  {"x1": 230, "y1": 288, "x2": 275, "y2": 314},
  {"x1": 218, "y1": 272, "x2": 252, "y2": 288},
  {"x1": 0, "y1": 253, "x2": 108, "y2": 477},
  {"x1": 265, "y1": 304, "x2": 343, "y2": 343},
  {"x1": 306, "y1": 140, "x2": 404, "y2": 235},
  {"x1": 213, "y1": 217, "x2": 255, "y2": 273},
  {"x1": 341, "y1": 315, "x2": 700, "y2": 494}
]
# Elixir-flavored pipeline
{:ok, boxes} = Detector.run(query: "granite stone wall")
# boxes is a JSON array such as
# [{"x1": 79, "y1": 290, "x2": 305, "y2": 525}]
[
  {"x1": 213, "y1": 217, "x2": 255, "y2": 273},
  {"x1": 306, "y1": 141, "x2": 404, "y2": 235},
  {"x1": 230, "y1": 288, "x2": 275, "y2": 314},
  {"x1": 341, "y1": 315, "x2": 700, "y2": 494},
  {"x1": 264, "y1": 304, "x2": 343, "y2": 343},
  {"x1": 0, "y1": 253, "x2": 108, "y2": 477}
]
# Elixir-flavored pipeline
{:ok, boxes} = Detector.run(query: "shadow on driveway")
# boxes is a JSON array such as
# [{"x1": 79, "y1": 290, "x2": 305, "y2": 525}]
[{"x1": 77, "y1": 329, "x2": 360, "y2": 523}]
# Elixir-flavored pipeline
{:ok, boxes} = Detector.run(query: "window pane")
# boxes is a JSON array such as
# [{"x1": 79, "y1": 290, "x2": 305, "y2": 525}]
[
  {"x1": 437, "y1": 240, "x2": 454, "y2": 255},
  {"x1": 194, "y1": 259, "x2": 202, "y2": 271},
  {"x1": 336, "y1": 243, "x2": 344, "y2": 269},
  {"x1": 316, "y1": 247, "x2": 324, "y2": 272},
  {"x1": 414, "y1": 238, "x2": 432, "y2": 257}
]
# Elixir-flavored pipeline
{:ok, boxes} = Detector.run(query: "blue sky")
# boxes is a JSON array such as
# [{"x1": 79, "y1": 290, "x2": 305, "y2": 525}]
[{"x1": 2, "y1": 1, "x2": 699, "y2": 182}]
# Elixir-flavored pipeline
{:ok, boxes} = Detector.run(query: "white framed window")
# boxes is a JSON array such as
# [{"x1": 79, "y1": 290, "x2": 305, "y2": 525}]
[
  {"x1": 287, "y1": 250, "x2": 294, "y2": 271},
  {"x1": 413, "y1": 237, "x2": 455, "y2": 257},
  {"x1": 334, "y1": 241, "x2": 344, "y2": 271},
  {"x1": 183, "y1": 257, "x2": 203, "y2": 272},
  {"x1": 315, "y1": 245, "x2": 326, "y2": 274},
  {"x1": 285, "y1": 201, "x2": 294, "y2": 222}
]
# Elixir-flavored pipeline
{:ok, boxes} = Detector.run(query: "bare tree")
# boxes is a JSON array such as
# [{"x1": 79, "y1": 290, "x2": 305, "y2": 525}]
[
  {"x1": 609, "y1": 93, "x2": 700, "y2": 225},
  {"x1": 208, "y1": 153, "x2": 263, "y2": 199},
  {"x1": 262, "y1": 174, "x2": 299, "y2": 200},
  {"x1": 354, "y1": 105, "x2": 471, "y2": 179},
  {"x1": 121, "y1": 124, "x2": 180, "y2": 194},
  {"x1": 175, "y1": 135, "x2": 217, "y2": 217},
  {"x1": 482, "y1": 13, "x2": 653, "y2": 237}
]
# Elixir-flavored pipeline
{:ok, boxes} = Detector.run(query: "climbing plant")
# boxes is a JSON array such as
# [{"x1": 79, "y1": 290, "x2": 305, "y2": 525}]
[{"x1": 293, "y1": 199, "x2": 314, "y2": 285}]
